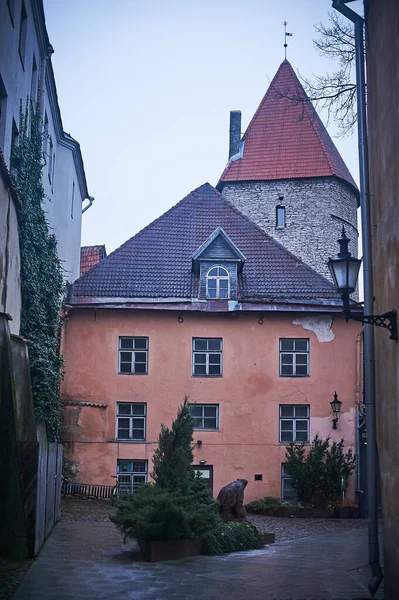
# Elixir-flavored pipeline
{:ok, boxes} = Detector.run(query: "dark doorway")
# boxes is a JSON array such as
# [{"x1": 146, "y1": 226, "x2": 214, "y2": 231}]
[{"x1": 193, "y1": 465, "x2": 213, "y2": 494}]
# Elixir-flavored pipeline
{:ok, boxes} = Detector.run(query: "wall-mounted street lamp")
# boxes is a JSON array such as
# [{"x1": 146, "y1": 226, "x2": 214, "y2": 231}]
[
  {"x1": 328, "y1": 227, "x2": 398, "y2": 340},
  {"x1": 330, "y1": 391, "x2": 342, "y2": 429}
]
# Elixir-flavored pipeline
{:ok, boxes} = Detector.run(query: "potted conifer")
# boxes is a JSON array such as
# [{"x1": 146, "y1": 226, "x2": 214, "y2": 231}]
[{"x1": 111, "y1": 398, "x2": 220, "y2": 561}]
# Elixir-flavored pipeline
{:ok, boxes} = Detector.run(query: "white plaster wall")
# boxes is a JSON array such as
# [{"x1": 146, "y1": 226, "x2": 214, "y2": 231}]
[
  {"x1": 0, "y1": 0, "x2": 85, "y2": 284},
  {"x1": 0, "y1": 175, "x2": 21, "y2": 334}
]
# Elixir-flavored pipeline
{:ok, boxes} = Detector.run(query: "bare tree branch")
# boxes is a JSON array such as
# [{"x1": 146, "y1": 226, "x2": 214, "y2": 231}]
[{"x1": 302, "y1": 12, "x2": 358, "y2": 137}]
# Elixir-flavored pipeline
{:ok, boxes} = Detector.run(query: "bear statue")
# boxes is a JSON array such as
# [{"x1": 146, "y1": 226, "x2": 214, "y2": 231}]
[{"x1": 217, "y1": 478, "x2": 248, "y2": 522}]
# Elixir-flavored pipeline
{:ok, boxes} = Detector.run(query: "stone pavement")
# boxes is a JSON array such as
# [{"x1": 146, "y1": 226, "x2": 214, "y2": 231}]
[{"x1": 13, "y1": 521, "x2": 384, "y2": 600}]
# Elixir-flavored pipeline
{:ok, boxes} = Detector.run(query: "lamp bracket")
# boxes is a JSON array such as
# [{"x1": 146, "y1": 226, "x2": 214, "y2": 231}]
[{"x1": 343, "y1": 309, "x2": 398, "y2": 341}]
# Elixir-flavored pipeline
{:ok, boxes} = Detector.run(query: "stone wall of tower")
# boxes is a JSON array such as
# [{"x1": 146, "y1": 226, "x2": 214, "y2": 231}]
[{"x1": 221, "y1": 176, "x2": 358, "y2": 281}]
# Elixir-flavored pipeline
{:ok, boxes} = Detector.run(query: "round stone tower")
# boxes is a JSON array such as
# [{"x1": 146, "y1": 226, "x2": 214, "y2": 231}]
[{"x1": 217, "y1": 60, "x2": 359, "y2": 282}]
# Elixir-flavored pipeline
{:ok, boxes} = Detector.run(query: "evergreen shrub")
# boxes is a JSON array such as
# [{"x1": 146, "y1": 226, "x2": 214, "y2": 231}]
[
  {"x1": 203, "y1": 522, "x2": 263, "y2": 555},
  {"x1": 285, "y1": 434, "x2": 356, "y2": 505},
  {"x1": 111, "y1": 398, "x2": 220, "y2": 543}
]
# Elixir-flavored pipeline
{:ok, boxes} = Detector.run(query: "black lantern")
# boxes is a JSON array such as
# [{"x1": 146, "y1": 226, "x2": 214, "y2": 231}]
[
  {"x1": 330, "y1": 391, "x2": 342, "y2": 429},
  {"x1": 328, "y1": 227, "x2": 398, "y2": 340},
  {"x1": 328, "y1": 227, "x2": 361, "y2": 311}
]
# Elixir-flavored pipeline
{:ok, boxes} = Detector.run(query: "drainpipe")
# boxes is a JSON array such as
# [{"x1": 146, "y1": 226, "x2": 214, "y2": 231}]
[{"x1": 331, "y1": 1, "x2": 383, "y2": 596}]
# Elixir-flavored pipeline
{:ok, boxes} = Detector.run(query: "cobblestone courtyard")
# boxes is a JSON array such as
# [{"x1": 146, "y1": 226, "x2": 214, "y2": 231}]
[{"x1": 7, "y1": 497, "x2": 384, "y2": 600}]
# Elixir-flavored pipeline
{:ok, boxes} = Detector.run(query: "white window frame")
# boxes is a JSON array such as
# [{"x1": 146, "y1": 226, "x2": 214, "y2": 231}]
[
  {"x1": 192, "y1": 338, "x2": 222, "y2": 377},
  {"x1": 116, "y1": 402, "x2": 146, "y2": 441},
  {"x1": 118, "y1": 336, "x2": 148, "y2": 374},
  {"x1": 281, "y1": 463, "x2": 297, "y2": 502},
  {"x1": 189, "y1": 404, "x2": 219, "y2": 430},
  {"x1": 279, "y1": 338, "x2": 310, "y2": 377},
  {"x1": 206, "y1": 266, "x2": 230, "y2": 299},
  {"x1": 279, "y1": 405, "x2": 310, "y2": 443},
  {"x1": 117, "y1": 459, "x2": 147, "y2": 493}
]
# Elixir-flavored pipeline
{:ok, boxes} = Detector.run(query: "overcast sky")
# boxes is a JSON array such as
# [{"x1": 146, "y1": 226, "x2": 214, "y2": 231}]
[{"x1": 44, "y1": 0, "x2": 361, "y2": 255}]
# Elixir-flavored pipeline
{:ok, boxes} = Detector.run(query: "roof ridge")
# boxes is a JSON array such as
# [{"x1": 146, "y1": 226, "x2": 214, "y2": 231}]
[{"x1": 74, "y1": 184, "x2": 213, "y2": 283}]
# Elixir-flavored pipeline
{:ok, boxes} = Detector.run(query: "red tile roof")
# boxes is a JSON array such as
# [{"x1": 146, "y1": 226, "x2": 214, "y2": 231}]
[
  {"x1": 219, "y1": 60, "x2": 357, "y2": 191},
  {"x1": 80, "y1": 245, "x2": 107, "y2": 277}
]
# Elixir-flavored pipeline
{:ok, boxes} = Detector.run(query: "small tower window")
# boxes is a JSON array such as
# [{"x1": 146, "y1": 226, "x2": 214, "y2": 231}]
[
  {"x1": 276, "y1": 205, "x2": 286, "y2": 228},
  {"x1": 206, "y1": 266, "x2": 230, "y2": 299}
]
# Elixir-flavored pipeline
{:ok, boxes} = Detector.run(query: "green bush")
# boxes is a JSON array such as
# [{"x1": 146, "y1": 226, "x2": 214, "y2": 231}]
[
  {"x1": 247, "y1": 496, "x2": 282, "y2": 513},
  {"x1": 203, "y1": 522, "x2": 264, "y2": 555},
  {"x1": 285, "y1": 434, "x2": 356, "y2": 505},
  {"x1": 111, "y1": 398, "x2": 221, "y2": 543},
  {"x1": 111, "y1": 483, "x2": 220, "y2": 542}
]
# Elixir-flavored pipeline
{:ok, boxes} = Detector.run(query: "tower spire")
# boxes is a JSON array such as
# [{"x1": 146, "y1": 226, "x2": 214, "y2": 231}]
[{"x1": 283, "y1": 21, "x2": 293, "y2": 59}]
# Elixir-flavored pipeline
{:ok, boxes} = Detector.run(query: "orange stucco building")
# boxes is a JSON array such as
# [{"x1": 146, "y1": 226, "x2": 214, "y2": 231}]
[
  {"x1": 62, "y1": 307, "x2": 361, "y2": 502},
  {"x1": 61, "y1": 61, "x2": 361, "y2": 503}
]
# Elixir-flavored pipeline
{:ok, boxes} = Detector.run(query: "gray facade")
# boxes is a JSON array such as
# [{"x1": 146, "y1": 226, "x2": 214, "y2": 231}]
[
  {"x1": 0, "y1": 0, "x2": 90, "y2": 284},
  {"x1": 220, "y1": 176, "x2": 358, "y2": 281}
]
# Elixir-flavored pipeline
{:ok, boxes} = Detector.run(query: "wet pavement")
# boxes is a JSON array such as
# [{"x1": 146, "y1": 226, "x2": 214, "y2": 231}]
[{"x1": 13, "y1": 520, "x2": 384, "y2": 600}]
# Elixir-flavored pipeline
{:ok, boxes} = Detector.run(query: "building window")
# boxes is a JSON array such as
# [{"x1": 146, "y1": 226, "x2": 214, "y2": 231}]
[
  {"x1": 206, "y1": 266, "x2": 230, "y2": 299},
  {"x1": 279, "y1": 405, "x2": 310, "y2": 443},
  {"x1": 116, "y1": 403, "x2": 146, "y2": 441},
  {"x1": 11, "y1": 119, "x2": 19, "y2": 149},
  {"x1": 280, "y1": 339, "x2": 309, "y2": 376},
  {"x1": 71, "y1": 181, "x2": 75, "y2": 218},
  {"x1": 192, "y1": 338, "x2": 222, "y2": 376},
  {"x1": 51, "y1": 152, "x2": 55, "y2": 190},
  {"x1": 30, "y1": 55, "x2": 38, "y2": 102},
  {"x1": 118, "y1": 337, "x2": 148, "y2": 374},
  {"x1": 0, "y1": 75, "x2": 7, "y2": 148},
  {"x1": 18, "y1": 1, "x2": 28, "y2": 69},
  {"x1": 48, "y1": 137, "x2": 53, "y2": 183},
  {"x1": 43, "y1": 112, "x2": 48, "y2": 158},
  {"x1": 7, "y1": 0, "x2": 16, "y2": 26},
  {"x1": 276, "y1": 205, "x2": 285, "y2": 228},
  {"x1": 189, "y1": 404, "x2": 219, "y2": 430},
  {"x1": 281, "y1": 463, "x2": 297, "y2": 502},
  {"x1": 117, "y1": 459, "x2": 147, "y2": 493}
]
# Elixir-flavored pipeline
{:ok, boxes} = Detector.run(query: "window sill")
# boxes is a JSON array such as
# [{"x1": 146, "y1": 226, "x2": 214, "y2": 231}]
[
  {"x1": 279, "y1": 441, "x2": 310, "y2": 446},
  {"x1": 110, "y1": 439, "x2": 147, "y2": 443},
  {"x1": 279, "y1": 374, "x2": 310, "y2": 378},
  {"x1": 192, "y1": 374, "x2": 222, "y2": 378},
  {"x1": 193, "y1": 428, "x2": 220, "y2": 432},
  {"x1": 117, "y1": 372, "x2": 148, "y2": 376}
]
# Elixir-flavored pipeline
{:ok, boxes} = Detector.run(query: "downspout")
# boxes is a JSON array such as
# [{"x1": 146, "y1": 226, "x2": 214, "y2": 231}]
[
  {"x1": 332, "y1": 1, "x2": 383, "y2": 596},
  {"x1": 82, "y1": 196, "x2": 94, "y2": 214}
]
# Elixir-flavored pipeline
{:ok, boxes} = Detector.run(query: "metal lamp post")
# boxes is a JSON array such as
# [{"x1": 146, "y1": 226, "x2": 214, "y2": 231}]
[{"x1": 328, "y1": 227, "x2": 398, "y2": 340}]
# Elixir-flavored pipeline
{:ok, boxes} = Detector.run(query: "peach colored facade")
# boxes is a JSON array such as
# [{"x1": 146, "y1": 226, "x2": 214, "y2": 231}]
[{"x1": 61, "y1": 308, "x2": 361, "y2": 503}]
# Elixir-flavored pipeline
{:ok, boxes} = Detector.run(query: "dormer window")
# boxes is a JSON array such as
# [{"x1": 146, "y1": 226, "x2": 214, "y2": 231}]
[{"x1": 206, "y1": 266, "x2": 230, "y2": 299}]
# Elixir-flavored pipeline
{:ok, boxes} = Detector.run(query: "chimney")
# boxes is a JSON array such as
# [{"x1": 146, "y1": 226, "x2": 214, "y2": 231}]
[{"x1": 229, "y1": 110, "x2": 241, "y2": 159}]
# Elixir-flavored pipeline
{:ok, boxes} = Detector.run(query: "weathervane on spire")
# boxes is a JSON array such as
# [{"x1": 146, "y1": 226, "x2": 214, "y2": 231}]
[{"x1": 283, "y1": 21, "x2": 293, "y2": 59}]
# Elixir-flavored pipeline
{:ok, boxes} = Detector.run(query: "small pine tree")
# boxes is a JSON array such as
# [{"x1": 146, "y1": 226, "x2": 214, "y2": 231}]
[
  {"x1": 151, "y1": 396, "x2": 196, "y2": 494},
  {"x1": 111, "y1": 397, "x2": 220, "y2": 542},
  {"x1": 285, "y1": 434, "x2": 355, "y2": 505}
]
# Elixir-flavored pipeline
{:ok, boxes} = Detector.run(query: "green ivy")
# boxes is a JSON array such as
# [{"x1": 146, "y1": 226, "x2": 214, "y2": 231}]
[{"x1": 11, "y1": 103, "x2": 65, "y2": 437}]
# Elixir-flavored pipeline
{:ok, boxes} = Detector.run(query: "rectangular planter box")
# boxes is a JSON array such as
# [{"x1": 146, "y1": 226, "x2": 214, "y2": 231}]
[{"x1": 138, "y1": 538, "x2": 203, "y2": 562}]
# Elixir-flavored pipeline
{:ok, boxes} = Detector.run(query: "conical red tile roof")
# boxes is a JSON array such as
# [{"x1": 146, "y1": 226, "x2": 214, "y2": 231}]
[{"x1": 219, "y1": 60, "x2": 357, "y2": 191}]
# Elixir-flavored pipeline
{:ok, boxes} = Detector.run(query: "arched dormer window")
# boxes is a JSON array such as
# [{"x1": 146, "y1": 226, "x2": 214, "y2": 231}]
[{"x1": 206, "y1": 266, "x2": 230, "y2": 299}]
